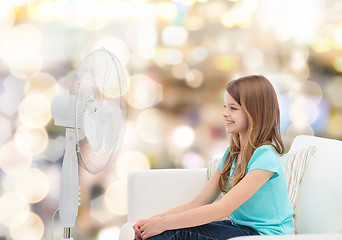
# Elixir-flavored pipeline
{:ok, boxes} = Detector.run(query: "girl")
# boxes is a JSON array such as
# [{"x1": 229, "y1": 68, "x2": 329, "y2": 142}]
[{"x1": 133, "y1": 75, "x2": 294, "y2": 240}]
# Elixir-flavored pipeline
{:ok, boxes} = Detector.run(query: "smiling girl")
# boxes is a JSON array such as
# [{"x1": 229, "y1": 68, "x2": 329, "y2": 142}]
[{"x1": 133, "y1": 75, "x2": 294, "y2": 240}]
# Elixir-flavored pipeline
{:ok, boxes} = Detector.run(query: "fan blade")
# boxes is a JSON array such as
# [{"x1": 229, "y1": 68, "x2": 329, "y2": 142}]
[
  {"x1": 84, "y1": 107, "x2": 104, "y2": 152},
  {"x1": 103, "y1": 103, "x2": 122, "y2": 152},
  {"x1": 77, "y1": 89, "x2": 95, "y2": 141}
]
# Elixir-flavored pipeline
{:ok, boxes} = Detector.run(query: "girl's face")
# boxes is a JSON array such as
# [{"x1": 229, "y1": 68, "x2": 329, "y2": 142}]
[{"x1": 222, "y1": 91, "x2": 248, "y2": 136}]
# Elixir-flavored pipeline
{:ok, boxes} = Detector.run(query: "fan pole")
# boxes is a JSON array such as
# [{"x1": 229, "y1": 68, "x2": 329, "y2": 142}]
[{"x1": 59, "y1": 128, "x2": 79, "y2": 240}]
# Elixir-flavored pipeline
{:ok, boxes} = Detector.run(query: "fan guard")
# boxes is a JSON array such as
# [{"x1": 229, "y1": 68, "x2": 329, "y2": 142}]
[{"x1": 70, "y1": 48, "x2": 127, "y2": 174}]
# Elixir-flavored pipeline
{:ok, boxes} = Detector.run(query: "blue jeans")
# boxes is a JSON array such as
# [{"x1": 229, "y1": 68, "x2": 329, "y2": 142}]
[{"x1": 145, "y1": 220, "x2": 259, "y2": 240}]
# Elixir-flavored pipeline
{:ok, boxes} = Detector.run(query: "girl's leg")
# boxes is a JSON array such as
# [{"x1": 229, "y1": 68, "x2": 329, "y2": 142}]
[{"x1": 146, "y1": 220, "x2": 259, "y2": 240}]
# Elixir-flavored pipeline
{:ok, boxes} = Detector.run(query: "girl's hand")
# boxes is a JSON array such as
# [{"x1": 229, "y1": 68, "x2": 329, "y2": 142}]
[
  {"x1": 133, "y1": 220, "x2": 143, "y2": 240},
  {"x1": 135, "y1": 217, "x2": 167, "y2": 240}
]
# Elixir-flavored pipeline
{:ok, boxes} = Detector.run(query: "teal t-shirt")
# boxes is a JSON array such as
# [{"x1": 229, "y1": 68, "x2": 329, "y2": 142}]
[{"x1": 217, "y1": 145, "x2": 294, "y2": 235}]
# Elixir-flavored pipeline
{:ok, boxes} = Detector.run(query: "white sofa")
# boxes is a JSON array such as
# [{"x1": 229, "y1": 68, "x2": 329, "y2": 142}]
[{"x1": 119, "y1": 135, "x2": 342, "y2": 240}]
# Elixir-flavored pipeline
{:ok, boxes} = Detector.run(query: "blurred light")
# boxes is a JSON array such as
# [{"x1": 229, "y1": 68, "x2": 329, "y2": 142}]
[
  {"x1": 185, "y1": 69, "x2": 204, "y2": 88},
  {"x1": 136, "y1": 108, "x2": 166, "y2": 144},
  {"x1": 125, "y1": 74, "x2": 163, "y2": 109},
  {"x1": 9, "y1": 53, "x2": 43, "y2": 79},
  {"x1": 122, "y1": 122, "x2": 139, "y2": 146},
  {"x1": 221, "y1": 3, "x2": 252, "y2": 29},
  {"x1": 28, "y1": 0, "x2": 58, "y2": 22},
  {"x1": 14, "y1": 125, "x2": 49, "y2": 157},
  {"x1": 0, "y1": 4, "x2": 15, "y2": 30},
  {"x1": 38, "y1": 135, "x2": 65, "y2": 163},
  {"x1": 213, "y1": 55, "x2": 239, "y2": 71},
  {"x1": 24, "y1": 72, "x2": 60, "y2": 100},
  {"x1": 334, "y1": 27, "x2": 342, "y2": 50},
  {"x1": 278, "y1": 93, "x2": 292, "y2": 133},
  {"x1": 187, "y1": 47, "x2": 208, "y2": 65},
  {"x1": 104, "y1": 181, "x2": 127, "y2": 216},
  {"x1": 101, "y1": 1, "x2": 154, "y2": 19},
  {"x1": 161, "y1": 48, "x2": 183, "y2": 65},
  {"x1": 200, "y1": 103, "x2": 224, "y2": 125},
  {"x1": 333, "y1": 57, "x2": 342, "y2": 72},
  {"x1": 327, "y1": 113, "x2": 342, "y2": 138},
  {"x1": 71, "y1": 0, "x2": 107, "y2": 30},
  {"x1": 0, "y1": 193, "x2": 30, "y2": 227},
  {"x1": 184, "y1": 16, "x2": 205, "y2": 31},
  {"x1": 289, "y1": 97, "x2": 318, "y2": 128},
  {"x1": 171, "y1": 125, "x2": 195, "y2": 148},
  {"x1": 15, "y1": 168, "x2": 49, "y2": 203},
  {"x1": 9, "y1": 211, "x2": 44, "y2": 240},
  {"x1": 0, "y1": 24, "x2": 43, "y2": 79},
  {"x1": 220, "y1": 10, "x2": 236, "y2": 28},
  {"x1": 0, "y1": 76, "x2": 24, "y2": 116},
  {"x1": 116, "y1": 151, "x2": 150, "y2": 182},
  {"x1": 98, "y1": 226, "x2": 121, "y2": 240},
  {"x1": 312, "y1": 37, "x2": 334, "y2": 53},
  {"x1": 0, "y1": 141, "x2": 32, "y2": 176},
  {"x1": 325, "y1": 77, "x2": 342, "y2": 107},
  {"x1": 197, "y1": 1, "x2": 227, "y2": 22},
  {"x1": 93, "y1": 36, "x2": 130, "y2": 66},
  {"x1": 172, "y1": 62, "x2": 189, "y2": 79},
  {"x1": 311, "y1": 99, "x2": 329, "y2": 134},
  {"x1": 9, "y1": 0, "x2": 36, "y2": 8},
  {"x1": 173, "y1": 0, "x2": 196, "y2": 6},
  {"x1": 242, "y1": 48, "x2": 264, "y2": 70},
  {"x1": 256, "y1": 0, "x2": 319, "y2": 43},
  {"x1": 285, "y1": 123, "x2": 314, "y2": 138},
  {"x1": 297, "y1": 80, "x2": 323, "y2": 104},
  {"x1": 182, "y1": 151, "x2": 205, "y2": 168},
  {"x1": 333, "y1": 27, "x2": 342, "y2": 44},
  {"x1": 290, "y1": 47, "x2": 309, "y2": 71},
  {"x1": 80, "y1": 11, "x2": 109, "y2": 31},
  {"x1": 162, "y1": 26, "x2": 188, "y2": 47},
  {"x1": 124, "y1": 20, "x2": 157, "y2": 59},
  {"x1": 90, "y1": 195, "x2": 115, "y2": 224},
  {"x1": 156, "y1": 2, "x2": 178, "y2": 21},
  {"x1": 280, "y1": 43, "x2": 309, "y2": 72},
  {"x1": 1, "y1": 174, "x2": 16, "y2": 193},
  {"x1": 18, "y1": 93, "x2": 52, "y2": 128},
  {"x1": 0, "y1": 115, "x2": 11, "y2": 144}
]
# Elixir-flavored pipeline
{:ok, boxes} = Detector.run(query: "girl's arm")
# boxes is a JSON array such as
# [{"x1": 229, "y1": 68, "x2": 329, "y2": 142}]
[{"x1": 138, "y1": 169, "x2": 274, "y2": 239}]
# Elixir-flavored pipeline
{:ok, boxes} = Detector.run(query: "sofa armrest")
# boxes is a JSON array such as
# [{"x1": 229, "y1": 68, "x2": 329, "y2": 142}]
[
  {"x1": 119, "y1": 168, "x2": 208, "y2": 240},
  {"x1": 230, "y1": 233, "x2": 342, "y2": 240},
  {"x1": 127, "y1": 168, "x2": 208, "y2": 222}
]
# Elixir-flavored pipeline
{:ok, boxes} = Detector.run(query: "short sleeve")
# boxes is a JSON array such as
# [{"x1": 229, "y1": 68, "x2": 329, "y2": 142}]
[
  {"x1": 218, "y1": 147, "x2": 230, "y2": 172},
  {"x1": 247, "y1": 145, "x2": 281, "y2": 176}
]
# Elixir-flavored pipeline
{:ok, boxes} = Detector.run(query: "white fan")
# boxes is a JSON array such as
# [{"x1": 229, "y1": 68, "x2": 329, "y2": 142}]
[{"x1": 51, "y1": 48, "x2": 127, "y2": 240}]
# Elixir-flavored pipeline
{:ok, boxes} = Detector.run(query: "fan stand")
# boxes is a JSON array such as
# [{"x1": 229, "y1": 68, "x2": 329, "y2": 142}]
[{"x1": 59, "y1": 128, "x2": 79, "y2": 240}]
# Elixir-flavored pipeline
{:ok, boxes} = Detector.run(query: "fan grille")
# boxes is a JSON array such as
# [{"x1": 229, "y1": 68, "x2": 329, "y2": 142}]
[{"x1": 70, "y1": 48, "x2": 127, "y2": 174}]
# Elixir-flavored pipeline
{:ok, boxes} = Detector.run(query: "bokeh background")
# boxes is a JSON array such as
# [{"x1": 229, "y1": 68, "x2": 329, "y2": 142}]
[{"x1": 1, "y1": 0, "x2": 342, "y2": 239}]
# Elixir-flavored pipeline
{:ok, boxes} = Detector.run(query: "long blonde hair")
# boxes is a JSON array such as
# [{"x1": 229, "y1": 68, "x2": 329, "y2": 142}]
[{"x1": 219, "y1": 75, "x2": 284, "y2": 193}]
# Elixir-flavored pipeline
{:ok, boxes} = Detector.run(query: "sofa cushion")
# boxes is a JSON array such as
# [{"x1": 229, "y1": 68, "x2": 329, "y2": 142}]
[
  {"x1": 281, "y1": 145, "x2": 316, "y2": 212},
  {"x1": 288, "y1": 135, "x2": 342, "y2": 234}
]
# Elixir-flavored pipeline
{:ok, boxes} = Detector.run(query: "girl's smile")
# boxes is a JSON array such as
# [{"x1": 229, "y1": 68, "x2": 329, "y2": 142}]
[
  {"x1": 222, "y1": 91, "x2": 248, "y2": 138},
  {"x1": 225, "y1": 120, "x2": 234, "y2": 126}
]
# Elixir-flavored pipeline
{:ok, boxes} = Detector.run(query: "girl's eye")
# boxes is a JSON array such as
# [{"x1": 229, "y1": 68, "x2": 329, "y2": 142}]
[{"x1": 231, "y1": 107, "x2": 237, "y2": 110}]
